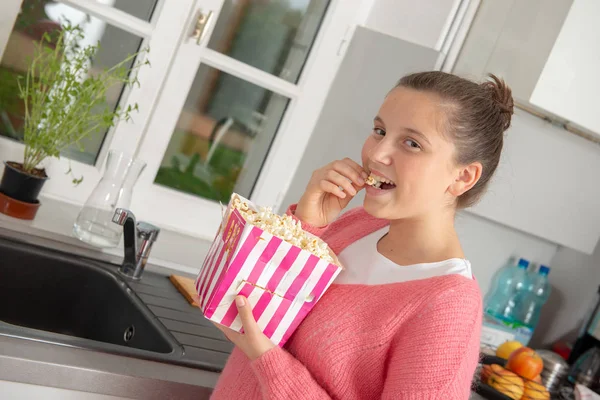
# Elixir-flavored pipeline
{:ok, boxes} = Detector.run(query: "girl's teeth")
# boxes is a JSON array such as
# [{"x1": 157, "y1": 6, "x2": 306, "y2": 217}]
[{"x1": 367, "y1": 173, "x2": 395, "y2": 187}]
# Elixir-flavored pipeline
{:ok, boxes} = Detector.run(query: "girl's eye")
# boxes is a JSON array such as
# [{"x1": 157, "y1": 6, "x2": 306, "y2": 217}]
[
  {"x1": 372, "y1": 128, "x2": 385, "y2": 136},
  {"x1": 404, "y1": 139, "x2": 421, "y2": 150}
]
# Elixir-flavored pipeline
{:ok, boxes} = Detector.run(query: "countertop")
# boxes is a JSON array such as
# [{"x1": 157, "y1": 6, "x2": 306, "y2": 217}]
[
  {"x1": 0, "y1": 195, "x2": 213, "y2": 275},
  {"x1": 0, "y1": 227, "x2": 226, "y2": 400}
]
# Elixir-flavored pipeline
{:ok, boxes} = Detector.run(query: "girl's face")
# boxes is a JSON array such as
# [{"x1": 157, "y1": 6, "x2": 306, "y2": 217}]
[{"x1": 361, "y1": 87, "x2": 480, "y2": 220}]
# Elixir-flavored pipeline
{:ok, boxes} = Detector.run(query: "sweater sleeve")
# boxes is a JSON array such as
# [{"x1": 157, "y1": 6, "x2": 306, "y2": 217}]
[
  {"x1": 251, "y1": 346, "x2": 332, "y2": 400},
  {"x1": 381, "y1": 282, "x2": 482, "y2": 400}
]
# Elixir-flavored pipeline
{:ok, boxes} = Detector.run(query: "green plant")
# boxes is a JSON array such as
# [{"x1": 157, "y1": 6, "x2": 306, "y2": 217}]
[{"x1": 18, "y1": 24, "x2": 149, "y2": 174}]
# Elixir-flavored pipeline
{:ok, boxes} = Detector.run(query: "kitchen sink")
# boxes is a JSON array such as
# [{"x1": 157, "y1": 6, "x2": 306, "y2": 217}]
[{"x1": 0, "y1": 236, "x2": 179, "y2": 356}]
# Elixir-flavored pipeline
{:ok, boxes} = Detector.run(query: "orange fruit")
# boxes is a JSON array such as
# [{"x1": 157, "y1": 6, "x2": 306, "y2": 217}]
[
  {"x1": 506, "y1": 347, "x2": 544, "y2": 380},
  {"x1": 496, "y1": 340, "x2": 524, "y2": 359}
]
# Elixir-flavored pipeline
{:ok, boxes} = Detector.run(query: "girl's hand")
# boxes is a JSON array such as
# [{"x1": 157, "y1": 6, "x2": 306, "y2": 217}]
[
  {"x1": 295, "y1": 158, "x2": 368, "y2": 227},
  {"x1": 213, "y1": 296, "x2": 276, "y2": 361}
]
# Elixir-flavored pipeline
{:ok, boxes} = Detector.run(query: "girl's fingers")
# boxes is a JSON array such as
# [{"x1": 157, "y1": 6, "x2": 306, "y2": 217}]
[
  {"x1": 331, "y1": 159, "x2": 368, "y2": 186},
  {"x1": 343, "y1": 158, "x2": 369, "y2": 179},
  {"x1": 324, "y1": 169, "x2": 357, "y2": 195},
  {"x1": 319, "y1": 179, "x2": 347, "y2": 199},
  {"x1": 235, "y1": 296, "x2": 259, "y2": 336}
]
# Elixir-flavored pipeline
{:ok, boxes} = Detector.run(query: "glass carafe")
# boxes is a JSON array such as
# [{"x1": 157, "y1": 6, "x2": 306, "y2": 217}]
[{"x1": 73, "y1": 150, "x2": 146, "y2": 248}]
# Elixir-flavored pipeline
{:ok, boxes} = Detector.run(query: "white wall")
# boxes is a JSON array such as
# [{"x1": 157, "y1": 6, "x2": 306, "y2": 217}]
[
  {"x1": 455, "y1": 213, "x2": 557, "y2": 296},
  {"x1": 468, "y1": 109, "x2": 600, "y2": 255}
]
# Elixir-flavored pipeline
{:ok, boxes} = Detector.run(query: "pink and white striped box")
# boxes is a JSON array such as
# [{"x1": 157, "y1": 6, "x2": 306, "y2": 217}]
[{"x1": 194, "y1": 194, "x2": 342, "y2": 346}]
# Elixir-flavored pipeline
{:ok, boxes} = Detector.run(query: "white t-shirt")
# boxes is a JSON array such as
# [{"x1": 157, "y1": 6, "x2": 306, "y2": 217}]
[{"x1": 336, "y1": 228, "x2": 473, "y2": 285}]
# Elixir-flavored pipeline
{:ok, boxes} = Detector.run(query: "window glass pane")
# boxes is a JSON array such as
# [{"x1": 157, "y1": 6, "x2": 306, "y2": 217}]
[
  {"x1": 94, "y1": 0, "x2": 159, "y2": 22},
  {"x1": 155, "y1": 65, "x2": 289, "y2": 204},
  {"x1": 0, "y1": 0, "x2": 144, "y2": 165},
  {"x1": 207, "y1": 0, "x2": 330, "y2": 83}
]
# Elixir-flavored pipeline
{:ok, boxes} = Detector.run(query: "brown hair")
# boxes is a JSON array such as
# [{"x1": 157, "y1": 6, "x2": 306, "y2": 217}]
[{"x1": 396, "y1": 71, "x2": 514, "y2": 208}]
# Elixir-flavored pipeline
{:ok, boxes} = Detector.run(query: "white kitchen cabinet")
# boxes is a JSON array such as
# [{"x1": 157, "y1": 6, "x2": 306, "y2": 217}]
[
  {"x1": 530, "y1": 0, "x2": 600, "y2": 135},
  {"x1": 0, "y1": 380, "x2": 131, "y2": 400}
]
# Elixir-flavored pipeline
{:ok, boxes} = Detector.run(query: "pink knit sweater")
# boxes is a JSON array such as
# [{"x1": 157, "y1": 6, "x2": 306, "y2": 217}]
[{"x1": 210, "y1": 206, "x2": 482, "y2": 399}]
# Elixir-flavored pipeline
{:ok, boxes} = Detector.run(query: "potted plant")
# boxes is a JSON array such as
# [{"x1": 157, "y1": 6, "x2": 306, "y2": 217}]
[{"x1": 0, "y1": 24, "x2": 148, "y2": 219}]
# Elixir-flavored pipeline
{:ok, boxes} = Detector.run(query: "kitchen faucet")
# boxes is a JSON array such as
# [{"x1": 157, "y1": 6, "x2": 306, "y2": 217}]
[{"x1": 112, "y1": 208, "x2": 160, "y2": 280}]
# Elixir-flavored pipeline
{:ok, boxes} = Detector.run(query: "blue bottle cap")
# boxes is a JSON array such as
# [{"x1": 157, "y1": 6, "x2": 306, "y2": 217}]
[
  {"x1": 518, "y1": 258, "x2": 530, "y2": 268},
  {"x1": 539, "y1": 265, "x2": 550, "y2": 276}
]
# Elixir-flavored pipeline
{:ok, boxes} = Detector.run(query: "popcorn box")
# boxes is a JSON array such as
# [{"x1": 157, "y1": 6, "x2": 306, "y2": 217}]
[{"x1": 195, "y1": 194, "x2": 342, "y2": 346}]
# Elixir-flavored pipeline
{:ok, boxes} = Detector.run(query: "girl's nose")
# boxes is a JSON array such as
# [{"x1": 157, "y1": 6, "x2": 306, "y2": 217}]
[{"x1": 368, "y1": 138, "x2": 394, "y2": 166}]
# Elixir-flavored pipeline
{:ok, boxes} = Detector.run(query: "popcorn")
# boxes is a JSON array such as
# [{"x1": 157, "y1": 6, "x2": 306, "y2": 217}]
[
  {"x1": 365, "y1": 173, "x2": 396, "y2": 189},
  {"x1": 365, "y1": 174, "x2": 378, "y2": 187},
  {"x1": 231, "y1": 197, "x2": 335, "y2": 264}
]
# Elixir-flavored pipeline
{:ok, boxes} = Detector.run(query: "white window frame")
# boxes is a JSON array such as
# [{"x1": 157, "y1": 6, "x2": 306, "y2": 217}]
[
  {"x1": 130, "y1": 0, "x2": 362, "y2": 240},
  {"x1": 0, "y1": 0, "x2": 193, "y2": 205}
]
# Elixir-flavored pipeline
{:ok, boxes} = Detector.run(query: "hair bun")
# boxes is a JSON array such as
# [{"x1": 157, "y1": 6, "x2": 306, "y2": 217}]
[{"x1": 480, "y1": 74, "x2": 514, "y2": 130}]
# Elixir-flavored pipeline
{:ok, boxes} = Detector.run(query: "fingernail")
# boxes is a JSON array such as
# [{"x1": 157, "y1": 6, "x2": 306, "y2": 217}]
[
  {"x1": 362, "y1": 171, "x2": 369, "y2": 179},
  {"x1": 235, "y1": 296, "x2": 245, "y2": 307},
  {"x1": 358, "y1": 177, "x2": 364, "y2": 185}
]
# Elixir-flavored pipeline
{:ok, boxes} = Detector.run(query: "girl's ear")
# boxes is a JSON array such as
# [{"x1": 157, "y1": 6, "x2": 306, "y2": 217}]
[{"x1": 448, "y1": 162, "x2": 482, "y2": 197}]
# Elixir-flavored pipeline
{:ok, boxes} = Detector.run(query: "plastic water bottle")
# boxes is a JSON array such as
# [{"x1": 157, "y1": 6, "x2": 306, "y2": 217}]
[
  {"x1": 484, "y1": 258, "x2": 530, "y2": 319},
  {"x1": 514, "y1": 265, "x2": 551, "y2": 330}
]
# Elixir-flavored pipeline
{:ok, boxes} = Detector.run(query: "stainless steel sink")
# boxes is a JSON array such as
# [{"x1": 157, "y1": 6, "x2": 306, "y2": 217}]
[
  {"x1": 0, "y1": 234, "x2": 232, "y2": 371},
  {"x1": 0, "y1": 236, "x2": 182, "y2": 358}
]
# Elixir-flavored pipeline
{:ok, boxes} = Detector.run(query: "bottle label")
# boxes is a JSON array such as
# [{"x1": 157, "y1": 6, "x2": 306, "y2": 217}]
[
  {"x1": 481, "y1": 315, "x2": 533, "y2": 349},
  {"x1": 481, "y1": 324, "x2": 516, "y2": 348}
]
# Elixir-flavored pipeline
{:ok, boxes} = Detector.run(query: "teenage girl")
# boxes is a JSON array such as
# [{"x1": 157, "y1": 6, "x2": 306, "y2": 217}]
[{"x1": 211, "y1": 71, "x2": 514, "y2": 399}]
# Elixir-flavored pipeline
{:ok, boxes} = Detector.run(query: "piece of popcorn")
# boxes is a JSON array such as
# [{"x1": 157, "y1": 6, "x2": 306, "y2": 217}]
[{"x1": 365, "y1": 174, "x2": 378, "y2": 187}]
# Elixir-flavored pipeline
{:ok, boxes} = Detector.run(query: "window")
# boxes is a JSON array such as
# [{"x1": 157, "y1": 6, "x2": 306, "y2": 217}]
[
  {"x1": 0, "y1": 0, "x2": 360, "y2": 239},
  {"x1": 0, "y1": 0, "x2": 154, "y2": 165},
  {"x1": 151, "y1": 0, "x2": 331, "y2": 208},
  {"x1": 0, "y1": 0, "x2": 184, "y2": 204},
  {"x1": 129, "y1": 0, "x2": 361, "y2": 239},
  {"x1": 206, "y1": 0, "x2": 329, "y2": 83},
  {"x1": 155, "y1": 65, "x2": 290, "y2": 204}
]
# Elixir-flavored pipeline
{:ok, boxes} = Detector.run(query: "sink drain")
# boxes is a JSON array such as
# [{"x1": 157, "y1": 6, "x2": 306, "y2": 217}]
[{"x1": 123, "y1": 325, "x2": 135, "y2": 342}]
